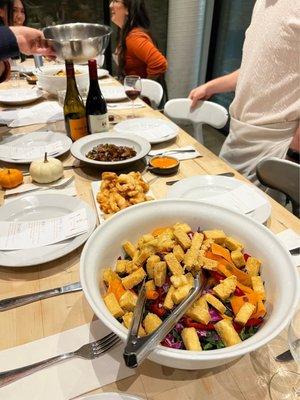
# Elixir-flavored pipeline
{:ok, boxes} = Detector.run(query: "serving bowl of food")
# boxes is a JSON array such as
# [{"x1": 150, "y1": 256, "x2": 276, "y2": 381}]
[
  {"x1": 36, "y1": 65, "x2": 89, "y2": 95},
  {"x1": 43, "y1": 23, "x2": 112, "y2": 63},
  {"x1": 70, "y1": 133, "x2": 151, "y2": 169},
  {"x1": 80, "y1": 199, "x2": 299, "y2": 370}
]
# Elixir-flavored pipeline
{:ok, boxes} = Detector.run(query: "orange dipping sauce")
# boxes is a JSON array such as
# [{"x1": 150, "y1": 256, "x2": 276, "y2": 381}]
[{"x1": 150, "y1": 156, "x2": 179, "y2": 169}]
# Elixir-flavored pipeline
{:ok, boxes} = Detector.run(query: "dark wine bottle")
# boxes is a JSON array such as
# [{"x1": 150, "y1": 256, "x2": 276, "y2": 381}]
[
  {"x1": 86, "y1": 59, "x2": 108, "y2": 133},
  {"x1": 63, "y1": 61, "x2": 88, "y2": 141}
]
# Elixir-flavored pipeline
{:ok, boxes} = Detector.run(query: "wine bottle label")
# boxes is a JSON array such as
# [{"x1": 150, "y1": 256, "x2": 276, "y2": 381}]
[
  {"x1": 88, "y1": 114, "x2": 109, "y2": 133},
  {"x1": 69, "y1": 117, "x2": 88, "y2": 141}
]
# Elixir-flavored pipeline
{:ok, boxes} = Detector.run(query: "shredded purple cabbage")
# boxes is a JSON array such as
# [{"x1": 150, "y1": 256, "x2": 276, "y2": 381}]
[
  {"x1": 162, "y1": 282, "x2": 170, "y2": 293},
  {"x1": 196, "y1": 329, "x2": 210, "y2": 338},
  {"x1": 175, "y1": 322, "x2": 184, "y2": 333},
  {"x1": 161, "y1": 333, "x2": 183, "y2": 349},
  {"x1": 202, "y1": 287, "x2": 213, "y2": 295},
  {"x1": 209, "y1": 308, "x2": 222, "y2": 322}
]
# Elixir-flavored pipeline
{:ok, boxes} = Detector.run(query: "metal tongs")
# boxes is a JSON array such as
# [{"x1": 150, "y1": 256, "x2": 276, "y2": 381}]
[{"x1": 123, "y1": 272, "x2": 206, "y2": 368}]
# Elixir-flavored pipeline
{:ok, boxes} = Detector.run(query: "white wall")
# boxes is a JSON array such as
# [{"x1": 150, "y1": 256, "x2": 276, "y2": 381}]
[{"x1": 166, "y1": 0, "x2": 214, "y2": 99}]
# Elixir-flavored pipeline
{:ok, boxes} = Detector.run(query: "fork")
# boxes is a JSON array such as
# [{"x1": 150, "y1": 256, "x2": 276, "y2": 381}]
[
  {"x1": 0, "y1": 332, "x2": 121, "y2": 387},
  {"x1": 4, "y1": 176, "x2": 75, "y2": 198}
]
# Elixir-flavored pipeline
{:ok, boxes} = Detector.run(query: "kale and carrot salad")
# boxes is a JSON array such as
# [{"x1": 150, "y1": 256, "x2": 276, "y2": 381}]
[{"x1": 102, "y1": 223, "x2": 266, "y2": 351}]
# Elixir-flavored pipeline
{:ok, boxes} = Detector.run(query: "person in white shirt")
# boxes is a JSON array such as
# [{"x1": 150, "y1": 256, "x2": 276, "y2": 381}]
[{"x1": 189, "y1": 0, "x2": 300, "y2": 185}]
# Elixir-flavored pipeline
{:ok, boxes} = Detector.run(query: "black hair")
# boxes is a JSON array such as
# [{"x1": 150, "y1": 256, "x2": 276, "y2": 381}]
[
  {"x1": 0, "y1": 0, "x2": 8, "y2": 25},
  {"x1": 8, "y1": 0, "x2": 27, "y2": 26},
  {"x1": 117, "y1": 0, "x2": 152, "y2": 78}
]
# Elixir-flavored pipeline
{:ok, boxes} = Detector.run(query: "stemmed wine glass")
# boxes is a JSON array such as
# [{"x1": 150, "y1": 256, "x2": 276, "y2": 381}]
[
  {"x1": 269, "y1": 309, "x2": 300, "y2": 400},
  {"x1": 124, "y1": 75, "x2": 142, "y2": 118}
]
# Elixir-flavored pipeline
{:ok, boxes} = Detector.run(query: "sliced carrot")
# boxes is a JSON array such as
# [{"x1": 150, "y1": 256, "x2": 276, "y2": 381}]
[
  {"x1": 151, "y1": 226, "x2": 171, "y2": 237},
  {"x1": 205, "y1": 251, "x2": 223, "y2": 262},
  {"x1": 251, "y1": 300, "x2": 266, "y2": 319},
  {"x1": 217, "y1": 262, "x2": 252, "y2": 287},
  {"x1": 230, "y1": 293, "x2": 264, "y2": 316},
  {"x1": 211, "y1": 243, "x2": 233, "y2": 263},
  {"x1": 236, "y1": 281, "x2": 255, "y2": 294},
  {"x1": 146, "y1": 288, "x2": 159, "y2": 300},
  {"x1": 107, "y1": 278, "x2": 126, "y2": 301},
  {"x1": 230, "y1": 296, "x2": 245, "y2": 315}
]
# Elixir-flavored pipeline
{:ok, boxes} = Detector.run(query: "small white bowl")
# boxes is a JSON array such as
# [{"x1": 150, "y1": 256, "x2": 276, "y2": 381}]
[
  {"x1": 36, "y1": 64, "x2": 89, "y2": 95},
  {"x1": 80, "y1": 200, "x2": 299, "y2": 370}
]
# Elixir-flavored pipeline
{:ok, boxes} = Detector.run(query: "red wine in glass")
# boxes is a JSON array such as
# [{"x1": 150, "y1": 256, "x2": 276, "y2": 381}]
[
  {"x1": 125, "y1": 89, "x2": 141, "y2": 101},
  {"x1": 124, "y1": 75, "x2": 142, "y2": 118}
]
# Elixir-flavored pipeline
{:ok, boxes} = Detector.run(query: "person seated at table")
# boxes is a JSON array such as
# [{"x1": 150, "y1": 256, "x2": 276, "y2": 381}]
[
  {"x1": 9, "y1": 0, "x2": 27, "y2": 62},
  {"x1": 110, "y1": 0, "x2": 168, "y2": 80},
  {"x1": 10, "y1": 0, "x2": 26, "y2": 26},
  {"x1": 188, "y1": 0, "x2": 300, "y2": 186},
  {"x1": 0, "y1": 0, "x2": 12, "y2": 82}
]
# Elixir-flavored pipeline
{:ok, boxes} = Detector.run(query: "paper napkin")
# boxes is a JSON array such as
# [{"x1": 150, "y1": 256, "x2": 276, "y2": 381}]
[
  {"x1": 148, "y1": 145, "x2": 202, "y2": 160},
  {"x1": 276, "y1": 229, "x2": 300, "y2": 267},
  {"x1": 107, "y1": 101, "x2": 145, "y2": 111},
  {"x1": 200, "y1": 184, "x2": 268, "y2": 215},
  {"x1": 0, "y1": 320, "x2": 134, "y2": 400},
  {"x1": 0, "y1": 101, "x2": 63, "y2": 127}
]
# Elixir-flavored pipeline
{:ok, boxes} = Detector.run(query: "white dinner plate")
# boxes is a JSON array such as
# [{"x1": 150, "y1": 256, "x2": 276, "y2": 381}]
[
  {"x1": 0, "y1": 131, "x2": 72, "y2": 164},
  {"x1": 114, "y1": 117, "x2": 179, "y2": 144},
  {"x1": 71, "y1": 132, "x2": 151, "y2": 169},
  {"x1": 166, "y1": 175, "x2": 271, "y2": 224},
  {"x1": 100, "y1": 86, "x2": 128, "y2": 102},
  {"x1": 0, "y1": 194, "x2": 96, "y2": 267},
  {"x1": 79, "y1": 393, "x2": 144, "y2": 400},
  {"x1": 0, "y1": 88, "x2": 43, "y2": 106}
]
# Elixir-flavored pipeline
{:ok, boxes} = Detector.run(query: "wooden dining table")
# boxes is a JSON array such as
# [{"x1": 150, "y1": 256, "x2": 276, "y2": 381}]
[{"x1": 0, "y1": 64, "x2": 299, "y2": 400}]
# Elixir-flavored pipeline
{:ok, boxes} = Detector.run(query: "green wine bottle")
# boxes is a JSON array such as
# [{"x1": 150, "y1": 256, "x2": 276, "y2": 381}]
[{"x1": 63, "y1": 61, "x2": 88, "y2": 141}]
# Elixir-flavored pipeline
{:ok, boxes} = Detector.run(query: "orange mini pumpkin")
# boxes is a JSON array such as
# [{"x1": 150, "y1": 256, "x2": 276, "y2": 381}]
[{"x1": 0, "y1": 168, "x2": 23, "y2": 189}]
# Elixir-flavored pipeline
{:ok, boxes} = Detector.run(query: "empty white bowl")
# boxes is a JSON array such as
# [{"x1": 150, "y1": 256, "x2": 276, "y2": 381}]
[
  {"x1": 36, "y1": 64, "x2": 89, "y2": 95},
  {"x1": 80, "y1": 200, "x2": 299, "y2": 370}
]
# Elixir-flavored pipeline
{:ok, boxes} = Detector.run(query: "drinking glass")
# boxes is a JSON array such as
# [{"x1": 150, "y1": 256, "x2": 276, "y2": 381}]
[
  {"x1": 10, "y1": 71, "x2": 20, "y2": 88},
  {"x1": 269, "y1": 309, "x2": 300, "y2": 400},
  {"x1": 56, "y1": 89, "x2": 66, "y2": 107},
  {"x1": 124, "y1": 75, "x2": 142, "y2": 118}
]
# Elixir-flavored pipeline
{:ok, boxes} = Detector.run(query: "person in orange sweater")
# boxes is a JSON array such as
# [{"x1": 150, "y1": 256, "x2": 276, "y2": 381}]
[{"x1": 110, "y1": 0, "x2": 167, "y2": 80}]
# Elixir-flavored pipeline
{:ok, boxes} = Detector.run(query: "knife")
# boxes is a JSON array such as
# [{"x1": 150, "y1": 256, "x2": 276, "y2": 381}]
[
  {"x1": 289, "y1": 247, "x2": 300, "y2": 256},
  {"x1": 275, "y1": 339, "x2": 300, "y2": 362},
  {"x1": 0, "y1": 282, "x2": 82, "y2": 311},
  {"x1": 149, "y1": 149, "x2": 197, "y2": 157},
  {"x1": 275, "y1": 349, "x2": 293, "y2": 362},
  {"x1": 166, "y1": 172, "x2": 235, "y2": 185}
]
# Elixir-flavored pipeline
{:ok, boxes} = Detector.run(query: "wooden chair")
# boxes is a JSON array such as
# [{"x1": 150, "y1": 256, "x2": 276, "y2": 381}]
[
  {"x1": 164, "y1": 98, "x2": 228, "y2": 144},
  {"x1": 256, "y1": 157, "x2": 300, "y2": 217}
]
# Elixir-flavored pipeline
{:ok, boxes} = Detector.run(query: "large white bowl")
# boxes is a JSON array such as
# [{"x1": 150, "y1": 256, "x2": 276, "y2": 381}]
[
  {"x1": 36, "y1": 65, "x2": 89, "y2": 95},
  {"x1": 80, "y1": 200, "x2": 299, "y2": 370}
]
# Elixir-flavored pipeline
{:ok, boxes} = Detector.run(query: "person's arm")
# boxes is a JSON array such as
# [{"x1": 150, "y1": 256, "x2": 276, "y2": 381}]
[
  {"x1": 9, "y1": 26, "x2": 55, "y2": 57},
  {"x1": 189, "y1": 70, "x2": 240, "y2": 107},
  {"x1": 286, "y1": 125, "x2": 300, "y2": 164},
  {"x1": 127, "y1": 31, "x2": 167, "y2": 79},
  {"x1": 0, "y1": 60, "x2": 11, "y2": 83},
  {"x1": 0, "y1": 26, "x2": 55, "y2": 61},
  {"x1": 0, "y1": 26, "x2": 19, "y2": 60}
]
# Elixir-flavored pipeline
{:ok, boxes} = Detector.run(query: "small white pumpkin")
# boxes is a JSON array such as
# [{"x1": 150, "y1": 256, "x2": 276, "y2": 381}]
[{"x1": 29, "y1": 152, "x2": 63, "y2": 183}]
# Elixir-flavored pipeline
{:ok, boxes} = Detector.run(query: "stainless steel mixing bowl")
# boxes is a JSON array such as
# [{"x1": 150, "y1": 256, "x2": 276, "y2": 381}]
[{"x1": 43, "y1": 23, "x2": 112, "y2": 63}]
